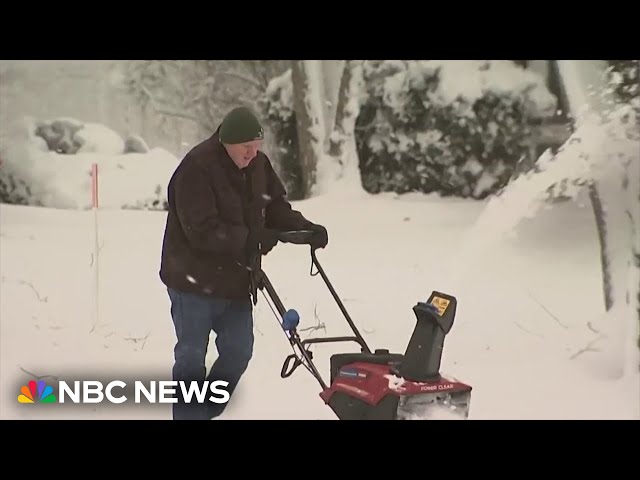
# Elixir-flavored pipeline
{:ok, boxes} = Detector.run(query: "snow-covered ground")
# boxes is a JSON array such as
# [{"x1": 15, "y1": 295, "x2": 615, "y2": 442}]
[{"x1": 1, "y1": 184, "x2": 638, "y2": 420}]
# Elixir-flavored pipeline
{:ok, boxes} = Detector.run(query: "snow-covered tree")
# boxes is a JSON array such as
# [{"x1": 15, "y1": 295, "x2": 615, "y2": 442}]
[
  {"x1": 260, "y1": 60, "x2": 366, "y2": 199},
  {"x1": 328, "y1": 60, "x2": 365, "y2": 188},
  {"x1": 291, "y1": 61, "x2": 326, "y2": 197},
  {"x1": 259, "y1": 69, "x2": 302, "y2": 198}
]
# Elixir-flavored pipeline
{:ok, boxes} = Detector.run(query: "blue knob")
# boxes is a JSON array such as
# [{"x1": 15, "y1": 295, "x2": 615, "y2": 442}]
[{"x1": 282, "y1": 309, "x2": 300, "y2": 331}]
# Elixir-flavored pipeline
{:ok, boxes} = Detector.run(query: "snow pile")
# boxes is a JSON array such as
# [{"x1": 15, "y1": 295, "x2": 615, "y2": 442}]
[
  {"x1": 444, "y1": 99, "x2": 639, "y2": 381},
  {"x1": 0, "y1": 116, "x2": 179, "y2": 210},
  {"x1": 1, "y1": 179, "x2": 639, "y2": 419},
  {"x1": 72, "y1": 123, "x2": 126, "y2": 155},
  {"x1": 463, "y1": 120, "x2": 597, "y2": 248},
  {"x1": 451, "y1": 102, "x2": 638, "y2": 267}
]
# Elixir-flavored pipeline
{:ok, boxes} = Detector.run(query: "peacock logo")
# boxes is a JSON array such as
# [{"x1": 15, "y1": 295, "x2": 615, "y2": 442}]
[{"x1": 18, "y1": 380, "x2": 57, "y2": 404}]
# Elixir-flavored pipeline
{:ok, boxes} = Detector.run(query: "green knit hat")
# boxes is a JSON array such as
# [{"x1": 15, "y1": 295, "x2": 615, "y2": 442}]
[{"x1": 219, "y1": 107, "x2": 264, "y2": 144}]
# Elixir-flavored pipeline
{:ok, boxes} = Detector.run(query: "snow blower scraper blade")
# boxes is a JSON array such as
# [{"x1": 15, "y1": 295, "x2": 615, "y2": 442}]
[{"x1": 396, "y1": 390, "x2": 472, "y2": 420}]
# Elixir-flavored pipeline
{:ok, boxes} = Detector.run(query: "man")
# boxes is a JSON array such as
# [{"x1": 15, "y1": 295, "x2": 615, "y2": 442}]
[{"x1": 159, "y1": 106, "x2": 328, "y2": 420}]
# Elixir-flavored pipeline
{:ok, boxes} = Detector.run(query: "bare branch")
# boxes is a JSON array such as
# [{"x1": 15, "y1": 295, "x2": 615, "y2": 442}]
[
  {"x1": 124, "y1": 60, "x2": 286, "y2": 137},
  {"x1": 219, "y1": 71, "x2": 262, "y2": 89},
  {"x1": 299, "y1": 303, "x2": 326, "y2": 333},
  {"x1": 19, "y1": 366, "x2": 59, "y2": 381},
  {"x1": 123, "y1": 332, "x2": 151, "y2": 350},
  {"x1": 242, "y1": 60, "x2": 290, "y2": 90},
  {"x1": 2, "y1": 276, "x2": 48, "y2": 303},
  {"x1": 139, "y1": 83, "x2": 202, "y2": 124},
  {"x1": 299, "y1": 325, "x2": 326, "y2": 333},
  {"x1": 513, "y1": 321, "x2": 544, "y2": 339},
  {"x1": 570, "y1": 335, "x2": 605, "y2": 360},
  {"x1": 237, "y1": 95, "x2": 255, "y2": 106},
  {"x1": 20, "y1": 279, "x2": 47, "y2": 303},
  {"x1": 298, "y1": 325, "x2": 325, "y2": 333},
  {"x1": 156, "y1": 107, "x2": 202, "y2": 125},
  {"x1": 527, "y1": 291, "x2": 568, "y2": 328},
  {"x1": 587, "y1": 321, "x2": 600, "y2": 334},
  {"x1": 254, "y1": 324, "x2": 265, "y2": 337}
]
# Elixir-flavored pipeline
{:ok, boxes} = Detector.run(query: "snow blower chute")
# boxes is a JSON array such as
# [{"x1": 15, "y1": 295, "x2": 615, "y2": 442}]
[{"x1": 254, "y1": 230, "x2": 472, "y2": 420}]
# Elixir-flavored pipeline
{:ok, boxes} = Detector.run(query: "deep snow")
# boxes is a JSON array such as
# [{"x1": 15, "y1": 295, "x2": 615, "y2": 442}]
[{"x1": 1, "y1": 185, "x2": 638, "y2": 420}]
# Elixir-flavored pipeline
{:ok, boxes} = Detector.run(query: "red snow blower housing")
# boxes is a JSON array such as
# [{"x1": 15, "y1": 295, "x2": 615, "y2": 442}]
[{"x1": 255, "y1": 230, "x2": 472, "y2": 420}]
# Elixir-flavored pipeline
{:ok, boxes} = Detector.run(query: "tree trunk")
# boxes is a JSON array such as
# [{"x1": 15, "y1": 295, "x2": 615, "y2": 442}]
[
  {"x1": 630, "y1": 61, "x2": 640, "y2": 372},
  {"x1": 321, "y1": 60, "x2": 344, "y2": 151},
  {"x1": 291, "y1": 60, "x2": 325, "y2": 198},
  {"x1": 589, "y1": 183, "x2": 613, "y2": 311},
  {"x1": 329, "y1": 60, "x2": 360, "y2": 157},
  {"x1": 328, "y1": 60, "x2": 364, "y2": 188},
  {"x1": 624, "y1": 111, "x2": 640, "y2": 374}
]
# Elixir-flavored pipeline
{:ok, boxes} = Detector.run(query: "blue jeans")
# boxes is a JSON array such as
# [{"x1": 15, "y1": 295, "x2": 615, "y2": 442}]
[{"x1": 167, "y1": 288, "x2": 254, "y2": 420}]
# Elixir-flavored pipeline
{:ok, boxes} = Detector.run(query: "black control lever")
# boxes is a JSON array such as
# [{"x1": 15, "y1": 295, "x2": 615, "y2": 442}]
[
  {"x1": 281, "y1": 353, "x2": 303, "y2": 378},
  {"x1": 280, "y1": 349, "x2": 314, "y2": 378}
]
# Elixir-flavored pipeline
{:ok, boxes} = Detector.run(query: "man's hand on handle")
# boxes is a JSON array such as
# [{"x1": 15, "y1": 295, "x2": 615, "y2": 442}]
[
  {"x1": 304, "y1": 221, "x2": 328, "y2": 249},
  {"x1": 246, "y1": 227, "x2": 280, "y2": 256},
  {"x1": 271, "y1": 222, "x2": 329, "y2": 250}
]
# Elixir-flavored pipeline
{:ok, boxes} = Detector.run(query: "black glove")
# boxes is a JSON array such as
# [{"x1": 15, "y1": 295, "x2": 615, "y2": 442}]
[
  {"x1": 246, "y1": 227, "x2": 280, "y2": 257},
  {"x1": 304, "y1": 222, "x2": 328, "y2": 249},
  {"x1": 259, "y1": 228, "x2": 279, "y2": 255}
]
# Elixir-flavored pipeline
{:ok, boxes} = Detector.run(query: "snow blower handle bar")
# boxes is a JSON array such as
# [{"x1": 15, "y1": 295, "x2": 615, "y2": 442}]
[
  {"x1": 276, "y1": 230, "x2": 316, "y2": 246},
  {"x1": 276, "y1": 229, "x2": 372, "y2": 357},
  {"x1": 257, "y1": 232, "x2": 373, "y2": 391},
  {"x1": 280, "y1": 337, "x2": 365, "y2": 379}
]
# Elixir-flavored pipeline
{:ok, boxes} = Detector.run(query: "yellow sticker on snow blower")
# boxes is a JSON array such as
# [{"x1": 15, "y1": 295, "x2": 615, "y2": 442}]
[{"x1": 430, "y1": 296, "x2": 450, "y2": 316}]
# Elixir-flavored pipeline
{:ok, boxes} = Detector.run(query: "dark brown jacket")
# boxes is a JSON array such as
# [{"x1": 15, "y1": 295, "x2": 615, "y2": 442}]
[{"x1": 159, "y1": 130, "x2": 310, "y2": 299}]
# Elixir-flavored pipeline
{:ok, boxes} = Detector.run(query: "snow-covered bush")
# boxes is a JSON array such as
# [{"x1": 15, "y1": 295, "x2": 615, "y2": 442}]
[
  {"x1": 607, "y1": 60, "x2": 639, "y2": 111},
  {"x1": 0, "y1": 116, "x2": 177, "y2": 210},
  {"x1": 0, "y1": 168, "x2": 34, "y2": 205},
  {"x1": 258, "y1": 69, "x2": 305, "y2": 198},
  {"x1": 31, "y1": 117, "x2": 150, "y2": 156},
  {"x1": 355, "y1": 60, "x2": 557, "y2": 198}
]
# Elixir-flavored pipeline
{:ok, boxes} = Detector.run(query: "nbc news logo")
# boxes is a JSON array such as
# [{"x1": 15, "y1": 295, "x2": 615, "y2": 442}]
[
  {"x1": 17, "y1": 378, "x2": 230, "y2": 405},
  {"x1": 18, "y1": 380, "x2": 56, "y2": 404}
]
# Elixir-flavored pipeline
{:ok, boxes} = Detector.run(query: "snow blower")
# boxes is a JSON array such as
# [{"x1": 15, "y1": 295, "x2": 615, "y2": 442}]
[{"x1": 255, "y1": 230, "x2": 472, "y2": 420}]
